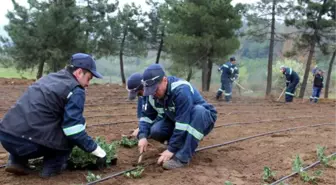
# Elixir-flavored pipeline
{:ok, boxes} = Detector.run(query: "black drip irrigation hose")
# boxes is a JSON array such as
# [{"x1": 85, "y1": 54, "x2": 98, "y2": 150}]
[
  {"x1": 270, "y1": 152, "x2": 336, "y2": 185},
  {"x1": 84, "y1": 123, "x2": 334, "y2": 185}
]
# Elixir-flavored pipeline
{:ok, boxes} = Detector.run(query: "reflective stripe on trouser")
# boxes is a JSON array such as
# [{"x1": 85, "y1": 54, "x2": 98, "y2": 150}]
[
  {"x1": 216, "y1": 81, "x2": 232, "y2": 102},
  {"x1": 311, "y1": 86, "x2": 322, "y2": 103},
  {"x1": 285, "y1": 81, "x2": 298, "y2": 102},
  {"x1": 174, "y1": 105, "x2": 216, "y2": 163}
]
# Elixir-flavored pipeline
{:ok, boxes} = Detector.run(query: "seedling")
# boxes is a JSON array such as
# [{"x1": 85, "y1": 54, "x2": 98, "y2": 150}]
[
  {"x1": 86, "y1": 171, "x2": 101, "y2": 182},
  {"x1": 124, "y1": 166, "x2": 144, "y2": 178},
  {"x1": 224, "y1": 181, "x2": 233, "y2": 185},
  {"x1": 317, "y1": 145, "x2": 329, "y2": 166},
  {"x1": 120, "y1": 136, "x2": 138, "y2": 148},
  {"x1": 69, "y1": 136, "x2": 118, "y2": 169},
  {"x1": 263, "y1": 166, "x2": 276, "y2": 183},
  {"x1": 291, "y1": 154, "x2": 321, "y2": 184}
]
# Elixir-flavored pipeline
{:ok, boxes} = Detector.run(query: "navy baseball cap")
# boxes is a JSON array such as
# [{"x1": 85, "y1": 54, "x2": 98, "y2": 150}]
[
  {"x1": 230, "y1": 57, "x2": 236, "y2": 62},
  {"x1": 142, "y1": 64, "x2": 165, "y2": 96},
  {"x1": 70, "y1": 53, "x2": 103, "y2": 78},
  {"x1": 126, "y1": 73, "x2": 144, "y2": 100}
]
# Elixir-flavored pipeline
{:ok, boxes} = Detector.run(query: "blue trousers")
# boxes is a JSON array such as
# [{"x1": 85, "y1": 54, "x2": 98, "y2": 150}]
[
  {"x1": 310, "y1": 86, "x2": 322, "y2": 103},
  {"x1": 0, "y1": 131, "x2": 71, "y2": 175},
  {"x1": 216, "y1": 81, "x2": 232, "y2": 102},
  {"x1": 150, "y1": 105, "x2": 216, "y2": 163},
  {"x1": 285, "y1": 81, "x2": 299, "y2": 102}
]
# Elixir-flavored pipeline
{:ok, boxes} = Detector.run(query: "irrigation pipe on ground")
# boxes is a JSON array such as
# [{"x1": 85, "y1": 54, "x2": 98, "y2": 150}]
[
  {"x1": 270, "y1": 152, "x2": 336, "y2": 185},
  {"x1": 84, "y1": 123, "x2": 334, "y2": 185}
]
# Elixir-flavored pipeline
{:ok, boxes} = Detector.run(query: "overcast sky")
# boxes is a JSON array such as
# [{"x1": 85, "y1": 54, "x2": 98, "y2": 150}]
[{"x1": 0, "y1": 0, "x2": 258, "y2": 35}]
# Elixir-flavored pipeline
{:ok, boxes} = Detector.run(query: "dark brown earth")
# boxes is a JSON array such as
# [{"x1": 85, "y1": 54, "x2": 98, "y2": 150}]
[{"x1": 0, "y1": 78, "x2": 335, "y2": 185}]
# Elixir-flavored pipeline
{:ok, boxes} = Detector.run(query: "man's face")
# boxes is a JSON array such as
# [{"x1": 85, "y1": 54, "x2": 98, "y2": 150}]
[
  {"x1": 154, "y1": 77, "x2": 168, "y2": 99},
  {"x1": 74, "y1": 68, "x2": 93, "y2": 88},
  {"x1": 231, "y1": 60, "x2": 236, "y2": 65}
]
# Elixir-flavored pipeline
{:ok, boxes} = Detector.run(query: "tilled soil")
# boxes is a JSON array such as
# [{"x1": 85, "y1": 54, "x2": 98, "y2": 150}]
[{"x1": 0, "y1": 78, "x2": 335, "y2": 185}]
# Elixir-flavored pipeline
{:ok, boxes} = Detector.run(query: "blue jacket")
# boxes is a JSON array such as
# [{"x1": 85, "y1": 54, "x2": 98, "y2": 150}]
[
  {"x1": 218, "y1": 62, "x2": 238, "y2": 82},
  {"x1": 138, "y1": 76, "x2": 217, "y2": 153},
  {"x1": 62, "y1": 87, "x2": 97, "y2": 152},
  {"x1": 282, "y1": 67, "x2": 300, "y2": 85},
  {"x1": 313, "y1": 73, "x2": 324, "y2": 88}
]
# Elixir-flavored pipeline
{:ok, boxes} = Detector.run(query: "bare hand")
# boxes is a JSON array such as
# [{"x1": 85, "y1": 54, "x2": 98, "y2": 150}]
[
  {"x1": 157, "y1": 150, "x2": 174, "y2": 165},
  {"x1": 138, "y1": 138, "x2": 148, "y2": 154}
]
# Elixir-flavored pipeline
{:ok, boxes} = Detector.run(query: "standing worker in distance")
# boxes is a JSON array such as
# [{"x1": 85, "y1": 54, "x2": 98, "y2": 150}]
[
  {"x1": 216, "y1": 57, "x2": 239, "y2": 102},
  {"x1": 280, "y1": 65, "x2": 300, "y2": 102},
  {"x1": 310, "y1": 67, "x2": 324, "y2": 103},
  {"x1": 0, "y1": 53, "x2": 107, "y2": 177},
  {"x1": 137, "y1": 64, "x2": 217, "y2": 170}
]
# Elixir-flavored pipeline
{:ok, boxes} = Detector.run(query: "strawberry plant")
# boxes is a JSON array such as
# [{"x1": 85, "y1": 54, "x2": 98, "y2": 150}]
[
  {"x1": 262, "y1": 166, "x2": 276, "y2": 183},
  {"x1": 224, "y1": 181, "x2": 233, "y2": 185},
  {"x1": 120, "y1": 136, "x2": 138, "y2": 148},
  {"x1": 68, "y1": 136, "x2": 118, "y2": 169},
  {"x1": 292, "y1": 154, "x2": 321, "y2": 184},
  {"x1": 124, "y1": 166, "x2": 144, "y2": 178},
  {"x1": 86, "y1": 171, "x2": 102, "y2": 182}
]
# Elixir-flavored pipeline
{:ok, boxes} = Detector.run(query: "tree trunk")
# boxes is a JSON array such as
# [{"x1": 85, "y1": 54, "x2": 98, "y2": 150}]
[
  {"x1": 299, "y1": 0, "x2": 326, "y2": 98},
  {"x1": 186, "y1": 66, "x2": 192, "y2": 82},
  {"x1": 299, "y1": 41, "x2": 316, "y2": 98},
  {"x1": 119, "y1": 30, "x2": 127, "y2": 85},
  {"x1": 36, "y1": 60, "x2": 44, "y2": 79},
  {"x1": 324, "y1": 50, "x2": 336, "y2": 98},
  {"x1": 206, "y1": 57, "x2": 213, "y2": 91},
  {"x1": 266, "y1": 0, "x2": 276, "y2": 97},
  {"x1": 201, "y1": 59, "x2": 207, "y2": 91},
  {"x1": 201, "y1": 54, "x2": 213, "y2": 91},
  {"x1": 155, "y1": 29, "x2": 164, "y2": 64}
]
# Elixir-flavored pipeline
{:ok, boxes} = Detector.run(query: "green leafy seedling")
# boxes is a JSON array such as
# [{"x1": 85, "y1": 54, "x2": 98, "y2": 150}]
[
  {"x1": 124, "y1": 166, "x2": 144, "y2": 178},
  {"x1": 317, "y1": 145, "x2": 329, "y2": 166},
  {"x1": 120, "y1": 136, "x2": 138, "y2": 148},
  {"x1": 69, "y1": 136, "x2": 118, "y2": 169},
  {"x1": 86, "y1": 171, "x2": 102, "y2": 182},
  {"x1": 292, "y1": 155, "x2": 303, "y2": 173},
  {"x1": 263, "y1": 166, "x2": 276, "y2": 183},
  {"x1": 224, "y1": 181, "x2": 233, "y2": 185}
]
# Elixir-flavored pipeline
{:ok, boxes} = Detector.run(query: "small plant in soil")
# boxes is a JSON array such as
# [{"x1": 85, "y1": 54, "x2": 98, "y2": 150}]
[
  {"x1": 224, "y1": 181, "x2": 233, "y2": 185},
  {"x1": 124, "y1": 166, "x2": 144, "y2": 178},
  {"x1": 120, "y1": 136, "x2": 138, "y2": 148},
  {"x1": 262, "y1": 166, "x2": 276, "y2": 183},
  {"x1": 317, "y1": 145, "x2": 329, "y2": 166},
  {"x1": 86, "y1": 171, "x2": 102, "y2": 182},
  {"x1": 69, "y1": 136, "x2": 118, "y2": 169},
  {"x1": 292, "y1": 154, "x2": 321, "y2": 184}
]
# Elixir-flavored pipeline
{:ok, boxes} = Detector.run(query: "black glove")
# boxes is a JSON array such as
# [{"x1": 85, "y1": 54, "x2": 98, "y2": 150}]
[{"x1": 96, "y1": 156, "x2": 107, "y2": 169}]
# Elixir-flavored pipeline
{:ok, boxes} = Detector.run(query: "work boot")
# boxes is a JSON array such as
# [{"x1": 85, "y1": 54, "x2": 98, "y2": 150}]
[
  {"x1": 40, "y1": 163, "x2": 67, "y2": 178},
  {"x1": 162, "y1": 157, "x2": 186, "y2": 170},
  {"x1": 5, "y1": 155, "x2": 32, "y2": 175}
]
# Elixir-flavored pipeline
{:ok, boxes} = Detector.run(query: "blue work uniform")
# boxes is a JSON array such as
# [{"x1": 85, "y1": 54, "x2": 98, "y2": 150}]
[
  {"x1": 282, "y1": 67, "x2": 300, "y2": 102},
  {"x1": 216, "y1": 62, "x2": 238, "y2": 102},
  {"x1": 0, "y1": 69, "x2": 98, "y2": 176},
  {"x1": 138, "y1": 76, "x2": 217, "y2": 163}
]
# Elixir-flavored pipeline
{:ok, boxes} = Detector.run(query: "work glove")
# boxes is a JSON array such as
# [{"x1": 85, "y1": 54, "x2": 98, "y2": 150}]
[
  {"x1": 95, "y1": 156, "x2": 107, "y2": 170},
  {"x1": 91, "y1": 145, "x2": 107, "y2": 169}
]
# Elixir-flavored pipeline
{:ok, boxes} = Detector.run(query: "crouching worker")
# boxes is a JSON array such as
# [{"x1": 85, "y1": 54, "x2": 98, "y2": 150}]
[
  {"x1": 137, "y1": 64, "x2": 217, "y2": 170},
  {"x1": 126, "y1": 73, "x2": 144, "y2": 137},
  {"x1": 0, "y1": 53, "x2": 107, "y2": 177}
]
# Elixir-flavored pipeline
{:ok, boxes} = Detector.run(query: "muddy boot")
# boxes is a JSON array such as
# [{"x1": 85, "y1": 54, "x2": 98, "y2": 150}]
[
  {"x1": 5, "y1": 155, "x2": 32, "y2": 175},
  {"x1": 162, "y1": 157, "x2": 186, "y2": 170}
]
